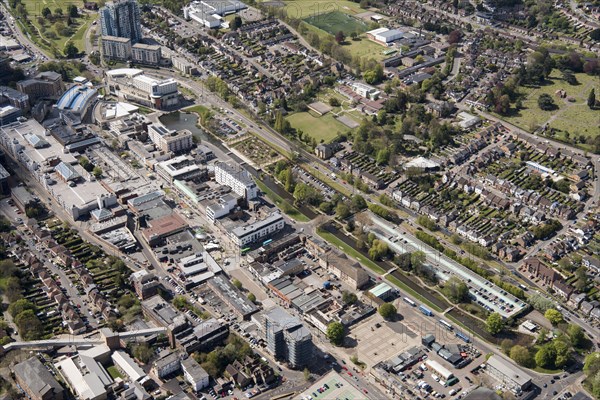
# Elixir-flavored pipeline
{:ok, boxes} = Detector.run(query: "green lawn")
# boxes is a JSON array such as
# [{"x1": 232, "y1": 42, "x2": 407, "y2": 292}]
[
  {"x1": 185, "y1": 104, "x2": 210, "y2": 115},
  {"x1": 279, "y1": 0, "x2": 366, "y2": 19},
  {"x1": 386, "y1": 275, "x2": 443, "y2": 312},
  {"x1": 255, "y1": 180, "x2": 310, "y2": 222},
  {"x1": 498, "y1": 72, "x2": 600, "y2": 137},
  {"x1": 301, "y1": 21, "x2": 388, "y2": 61},
  {"x1": 107, "y1": 366, "x2": 123, "y2": 379},
  {"x1": 11, "y1": 1, "x2": 94, "y2": 56},
  {"x1": 287, "y1": 111, "x2": 350, "y2": 143},
  {"x1": 304, "y1": 11, "x2": 368, "y2": 36}
]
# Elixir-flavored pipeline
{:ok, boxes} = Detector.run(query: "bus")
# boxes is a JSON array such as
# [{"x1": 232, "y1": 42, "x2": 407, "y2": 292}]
[
  {"x1": 241, "y1": 247, "x2": 251, "y2": 255},
  {"x1": 439, "y1": 319, "x2": 453, "y2": 331},
  {"x1": 419, "y1": 305, "x2": 433, "y2": 316},
  {"x1": 455, "y1": 331, "x2": 471, "y2": 343},
  {"x1": 518, "y1": 284, "x2": 528, "y2": 291},
  {"x1": 263, "y1": 239, "x2": 273, "y2": 246},
  {"x1": 403, "y1": 297, "x2": 416, "y2": 307}
]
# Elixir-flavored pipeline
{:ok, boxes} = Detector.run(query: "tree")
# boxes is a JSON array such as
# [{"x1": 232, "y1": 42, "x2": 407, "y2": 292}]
[
  {"x1": 588, "y1": 88, "x2": 596, "y2": 109},
  {"x1": 351, "y1": 195, "x2": 367, "y2": 211},
  {"x1": 42, "y1": 7, "x2": 51, "y2": 18},
  {"x1": 329, "y1": 97, "x2": 340, "y2": 107},
  {"x1": 54, "y1": 7, "x2": 63, "y2": 16},
  {"x1": 554, "y1": 338, "x2": 571, "y2": 368},
  {"x1": 335, "y1": 202, "x2": 350, "y2": 219},
  {"x1": 92, "y1": 166, "x2": 102, "y2": 179},
  {"x1": 133, "y1": 343, "x2": 153, "y2": 363},
  {"x1": 590, "y1": 28, "x2": 600, "y2": 41},
  {"x1": 64, "y1": 42, "x2": 78, "y2": 58},
  {"x1": 247, "y1": 293, "x2": 256, "y2": 303},
  {"x1": 364, "y1": 65, "x2": 384, "y2": 85},
  {"x1": 442, "y1": 276, "x2": 469, "y2": 303},
  {"x1": 574, "y1": 266, "x2": 589, "y2": 292},
  {"x1": 501, "y1": 339, "x2": 513, "y2": 354},
  {"x1": 545, "y1": 309, "x2": 564, "y2": 325},
  {"x1": 378, "y1": 303, "x2": 396, "y2": 320},
  {"x1": 67, "y1": 4, "x2": 78, "y2": 17},
  {"x1": 535, "y1": 343, "x2": 557, "y2": 369},
  {"x1": 342, "y1": 291, "x2": 358, "y2": 305},
  {"x1": 567, "y1": 324, "x2": 584, "y2": 348},
  {"x1": 8, "y1": 299, "x2": 35, "y2": 317},
  {"x1": 410, "y1": 251, "x2": 426, "y2": 270},
  {"x1": 510, "y1": 345, "x2": 532, "y2": 367},
  {"x1": 486, "y1": 312, "x2": 504, "y2": 335},
  {"x1": 528, "y1": 292, "x2": 555, "y2": 312},
  {"x1": 326, "y1": 321, "x2": 344, "y2": 346},
  {"x1": 303, "y1": 367, "x2": 311, "y2": 381},
  {"x1": 335, "y1": 31, "x2": 346, "y2": 44},
  {"x1": 538, "y1": 93, "x2": 557, "y2": 111},
  {"x1": 448, "y1": 30, "x2": 462, "y2": 44},
  {"x1": 369, "y1": 239, "x2": 389, "y2": 261},
  {"x1": 14, "y1": 310, "x2": 44, "y2": 340},
  {"x1": 350, "y1": 31, "x2": 358, "y2": 41},
  {"x1": 232, "y1": 279, "x2": 243, "y2": 290},
  {"x1": 230, "y1": 15, "x2": 242, "y2": 30}
]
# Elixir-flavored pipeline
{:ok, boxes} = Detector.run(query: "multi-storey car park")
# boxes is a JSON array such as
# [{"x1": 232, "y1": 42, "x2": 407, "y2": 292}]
[{"x1": 368, "y1": 214, "x2": 528, "y2": 319}]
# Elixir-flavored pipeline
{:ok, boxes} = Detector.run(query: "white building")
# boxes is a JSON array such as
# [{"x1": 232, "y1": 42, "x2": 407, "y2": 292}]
[
  {"x1": 181, "y1": 357, "x2": 209, "y2": 392},
  {"x1": 366, "y1": 27, "x2": 404, "y2": 44},
  {"x1": 184, "y1": 0, "x2": 247, "y2": 28},
  {"x1": 155, "y1": 155, "x2": 202, "y2": 182},
  {"x1": 105, "y1": 68, "x2": 179, "y2": 109},
  {"x1": 206, "y1": 193, "x2": 238, "y2": 221},
  {"x1": 148, "y1": 124, "x2": 193, "y2": 154},
  {"x1": 131, "y1": 43, "x2": 161, "y2": 65},
  {"x1": 485, "y1": 355, "x2": 532, "y2": 394},
  {"x1": 228, "y1": 213, "x2": 285, "y2": 247},
  {"x1": 55, "y1": 356, "x2": 112, "y2": 400},
  {"x1": 351, "y1": 82, "x2": 380, "y2": 100},
  {"x1": 152, "y1": 352, "x2": 181, "y2": 379},
  {"x1": 214, "y1": 161, "x2": 257, "y2": 200},
  {"x1": 111, "y1": 351, "x2": 147, "y2": 383},
  {"x1": 101, "y1": 36, "x2": 132, "y2": 61}
]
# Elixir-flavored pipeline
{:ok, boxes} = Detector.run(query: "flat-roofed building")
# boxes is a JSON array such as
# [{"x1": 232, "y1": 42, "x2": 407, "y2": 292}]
[
  {"x1": 156, "y1": 155, "x2": 203, "y2": 182},
  {"x1": 214, "y1": 161, "x2": 257, "y2": 200},
  {"x1": 105, "y1": 68, "x2": 179, "y2": 109},
  {"x1": 181, "y1": 357, "x2": 209, "y2": 391},
  {"x1": 264, "y1": 306, "x2": 313, "y2": 369},
  {"x1": 132, "y1": 43, "x2": 161, "y2": 65},
  {"x1": 485, "y1": 355, "x2": 532, "y2": 394},
  {"x1": 141, "y1": 212, "x2": 188, "y2": 245},
  {"x1": 148, "y1": 123, "x2": 193, "y2": 154},
  {"x1": 101, "y1": 36, "x2": 132, "y2": 61},
  {"x1": 227, "y1": 213, "x2": 285, "y2": 248},
  {"x1": 152, "y1": 351, "x2": 181, "y2": 379},
  {"x1": 0, "y1": 163, "x2": 9, "y2": 194},
  {"x1": 55, "y1": 355, "x2": 112, "y2": 400},
  {"x1": 13, "y1": 357, "x2": 64, "y2": 400},
  {"x1": 0, "y1": 85, "x2": 30, "y2": 110},
  {"x1": 111, "y1": 351, "x2": 147, "y2": 382},
  {"x1": 130, "y1": 269, "x2": 159, "y2": 299},
  {"x1": 208, "y1": 275, "x2": 259, "y2": 319}
]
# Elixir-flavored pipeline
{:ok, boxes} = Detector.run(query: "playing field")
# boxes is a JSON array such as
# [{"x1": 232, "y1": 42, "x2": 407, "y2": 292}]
[
  {"x1": 300, "y1": 18, "x2": 387, "y2": 61},
  {"x1": 279, "y1": 0, "x2": 366, "y2": 19},
  {"x1": 287, "y1": 111, "x2": 352, "y2": 143},
  {"x1": 498, "y1": 72, "x2": 600, "y2": 138},
  {"x1": 304, "y1": 11, "x2": 368, "y2": 35}
]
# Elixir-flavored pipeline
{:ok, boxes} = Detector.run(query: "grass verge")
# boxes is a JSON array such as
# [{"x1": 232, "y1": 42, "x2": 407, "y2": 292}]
[
  {"x1": 255, "y1": 180, "x2": 310, "y2": 222},
  {"x1": 317, "y1": 229, "x2": 386, "y2": 274},
  {"x1": 385, "y1": 275, "x2": 443, "y2": 312}
]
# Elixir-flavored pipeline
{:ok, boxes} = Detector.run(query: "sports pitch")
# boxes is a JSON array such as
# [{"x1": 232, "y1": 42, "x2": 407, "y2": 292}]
[{"x1": 304, "y1": 11, "x2": 368, "y2": 35}]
